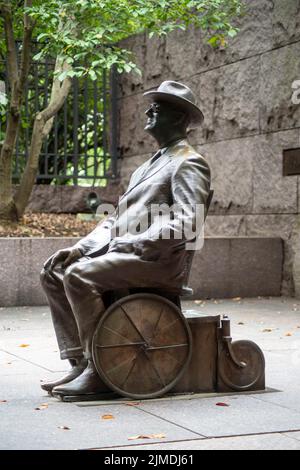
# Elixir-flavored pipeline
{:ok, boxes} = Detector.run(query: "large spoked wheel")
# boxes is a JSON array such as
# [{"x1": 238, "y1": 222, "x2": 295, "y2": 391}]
[
  {"x1": 219, "y1": 340, "x2": 265, "y2": 391},
  {"x1": 92, "y1": 293, "x2": 192, "y2": 399}
]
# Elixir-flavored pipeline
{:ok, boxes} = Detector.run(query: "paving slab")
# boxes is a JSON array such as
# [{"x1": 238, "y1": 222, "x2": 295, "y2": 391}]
[
  {"x1": 107, "y1": 432, "x2": 300, "y2": 450},
  {"x1": 1, "y1": 297, "x2": 300, "y2": 450},
  {"x1": 134, "y1": 394, "x2": 300, "y2": 438},
  {"x1": 0, "y1": 394, "x2": 201, "y2": 450},
  {"x1": 283, "y1": 431, "x2": 300, "y2": 442}
]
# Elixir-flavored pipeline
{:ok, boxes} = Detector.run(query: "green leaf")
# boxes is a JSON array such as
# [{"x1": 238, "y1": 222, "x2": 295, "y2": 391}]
[
  {"x1": 0, "y1": 91, "x2": 8, "y2": 107},
  {"x1": 208, "y1": 36, "x2": 218, "y2": 46},
  {"x1": 33, "y1": 51, "x2": 44, "y2": 61},
  {"x1": 228, "y1": 29, "x2": 238, "y2": 38},
  {"x1": 88, "y1": 69, "x2": 97, "y2": 81},
  {"x1": 57, "y1": 71, "x2": 68, "y2": 82},
  {"x1": 124, "y1": 63, "x2": 132, "y2": 73}
]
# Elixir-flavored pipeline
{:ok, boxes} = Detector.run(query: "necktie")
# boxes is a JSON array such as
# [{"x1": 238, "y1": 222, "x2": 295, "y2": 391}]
[{"x1": 149, "y1": 149, "x2": 162, "y2": 166}]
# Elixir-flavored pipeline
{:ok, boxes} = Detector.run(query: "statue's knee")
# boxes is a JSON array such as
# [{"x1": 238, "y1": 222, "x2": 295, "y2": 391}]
[
  {"x1": 40, "y1": 267, "x2": 50, "y2": 285},
  {"x1": 63, "y1": 264, "x2": 82, "y2": 289}
]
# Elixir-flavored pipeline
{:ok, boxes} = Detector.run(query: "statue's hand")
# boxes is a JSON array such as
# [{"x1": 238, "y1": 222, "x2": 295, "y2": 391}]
[
  {"x1": 133, "y1": 240, "x2": 161, "y2": 262},
  {"x1": 44, "y1": 247, "x2": 83, "y2": 271},
  {"x1": 108, "y1": 238, "x2": 134, "y2": 254}
]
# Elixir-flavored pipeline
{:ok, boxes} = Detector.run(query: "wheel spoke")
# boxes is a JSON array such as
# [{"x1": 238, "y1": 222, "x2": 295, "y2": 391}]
[
  {"x1": 147, "y1": 343, "x2": 188, "y2": 351},
  {"x1": 142, "y1": 349, "x2": 166, "y2": 387},
  {"x1": 154, "y1": 317, "x2": 180, "y2": 336},
  {"x1": 106, "y1": 354, "x2": 139, "y2": 377},
  {"x1": 96, "y1": 341, "x2": 146, "y2": 349},
  {"x1": 103, "y1": 325, "x2": 132, "y2": 344},
  {"x1": 120, "y1": 349, "x2": 143, "y2": 388},
  {"x1": 116, "y1": 300, "x2": 147, "y2": 342},
  {"x1": 148, "y1": 306, "x2": 164, "y2": 343}
]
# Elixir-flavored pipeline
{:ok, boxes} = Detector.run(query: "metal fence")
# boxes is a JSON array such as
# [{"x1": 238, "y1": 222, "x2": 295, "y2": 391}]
[{"x1": 0, "y1": 47, "x2": 118, "y2": 186}]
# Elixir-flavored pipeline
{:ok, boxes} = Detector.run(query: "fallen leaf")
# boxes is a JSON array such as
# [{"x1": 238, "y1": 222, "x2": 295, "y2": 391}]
[
  {"x1": 0, "y1": 400, "x2": 7, "y2": 404},
  {"x1": 125, "y1": 402, "x2": 140, "y2": 407},
  {"x1": 101, "y1": 414, "x2": 114, "y2": 420},
  {"x1": 238, "y1": 322, "x2": 245, "y2": 325},
  {"x1": 262, "y1": 328, "x2": 273, "y2": 333},
  {"x1": 128, "y1": 433, "x2": 166, "y2": 441},
  {"x1": 285, "y1": 333, "x2": 292, "y2": 337},
  {"x1": 19, "y1": 344, "x2": 30, "y2": 348},
  {"x1": 216, "y1": 402, "x2": 230, "y2": 407},
  {"x1": 35, "y1": 403, "x2": 48, "y2": 410},
  {"x1": 58, "y1": 426, "x2": 70, "y2": 430}
]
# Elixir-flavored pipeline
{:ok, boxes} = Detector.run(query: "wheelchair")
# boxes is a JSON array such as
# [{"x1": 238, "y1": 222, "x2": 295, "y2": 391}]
[
  {"x1": 87, "y1": 188, "x2": 265, "y2": 401},
  {"x1": 91, "y1": 285, "x2": 265, "y2": 401}
]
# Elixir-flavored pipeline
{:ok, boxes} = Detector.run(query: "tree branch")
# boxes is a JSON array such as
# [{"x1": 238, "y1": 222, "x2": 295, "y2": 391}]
[
  {"x1": 1, "y1": 2, "x2": 18, "y2": 89},
  {"x1": 33, "y1": 57, "x2": 72, "y2": 126},
  {"x1": 14, "y1": 58, "x2": 72, "y2": 217},
  {"x1": 19, "y1": 0, "x2": 35, "y2": 91}
]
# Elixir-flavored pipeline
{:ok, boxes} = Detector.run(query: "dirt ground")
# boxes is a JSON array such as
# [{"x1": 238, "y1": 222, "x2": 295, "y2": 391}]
[{"x1": 0, "y1": 213, "x2": 98, "y2": 238}]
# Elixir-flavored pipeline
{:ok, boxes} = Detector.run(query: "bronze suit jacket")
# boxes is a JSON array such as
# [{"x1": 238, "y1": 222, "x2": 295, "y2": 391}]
[{"x1": 75, "y1": 139, "x2": 211, "y2": 290}]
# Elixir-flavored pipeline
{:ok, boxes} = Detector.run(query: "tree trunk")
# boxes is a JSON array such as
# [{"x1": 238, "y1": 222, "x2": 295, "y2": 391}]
[
  {"x1": 0, "y1": 100, "x2": 21, "y2": 222},
  {"x1": 0, "y1": 0, "x2": 33, "y2": 224},
  {"x1": 14, "y1": 58, "x2": 72, "y2": 218}
]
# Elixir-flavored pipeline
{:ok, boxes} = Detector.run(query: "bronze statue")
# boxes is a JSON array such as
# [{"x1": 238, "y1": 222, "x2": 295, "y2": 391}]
[{"x1": 40, "y1": 81, "x2": 211, "y2": 398}]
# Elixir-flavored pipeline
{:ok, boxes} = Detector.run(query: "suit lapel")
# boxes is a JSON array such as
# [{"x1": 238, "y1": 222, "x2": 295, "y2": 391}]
[
  {"x1": 118, "y1": 139, "x2": 189, "y2": 203},
  {"x1": 119, "y1": 153, "x2": 172, "y2": 202}
]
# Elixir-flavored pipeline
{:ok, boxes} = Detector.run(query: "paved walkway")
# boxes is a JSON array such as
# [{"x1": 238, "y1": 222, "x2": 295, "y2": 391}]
[{"x1": 1, "y1": 297, "x2": 300, "y2": 450}]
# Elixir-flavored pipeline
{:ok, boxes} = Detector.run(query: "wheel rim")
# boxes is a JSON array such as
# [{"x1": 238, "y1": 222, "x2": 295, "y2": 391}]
[
  {"x1": 219, "y1": 340, "x2": 265, "y2": 391},
  {"x1": 92, "y1": 293, "x2": 192, "y2": 399}
]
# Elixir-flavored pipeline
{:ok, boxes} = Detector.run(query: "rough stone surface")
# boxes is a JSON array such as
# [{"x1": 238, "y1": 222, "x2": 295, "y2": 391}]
[
  {"x1": 0, "y1": 238, "x2": 80, "y2": 307},
  {"x1": 252, "y1": 130, "x2": 299, "y2": 214},
  {"x1": 291, "y1": 215, "x2": 300, "y2": 298},
  {"x1": 189, "y1": 237, "x2": 283, "y2": 299},
  {"x1": 119, "y1": 55, "x2": 261, "y2": 156},
  {"x1": 188, "y1": 56, "x2": 261, "y2": 144},
  {"x1": 119, "y1": 1, "x2": 275, "y2": 95},
  {"x1": 197, "y1": 138, "x2": 255, "y2": 215},
  {"x1": 205, "y1": 215, "x2": 247, "y2": 237},
  {"x1": 119, "y1": 153, "x2": 152, "y2": 189},
  {"x1": 20, "y1": 184, "x2": 122, "y2": 214},
  {"x1": 0, "y1": 237, "x2": 283, "y2": 306},
  {"x1": 118, "y1": 92, "x2": 155, "y2": 158},
  {"x1": 245, "y1": 214, "x2": 297, "y2": 296},
  {"x1": 118, "y1": 33, "x2": 166, "y2": 98},
  {"x1": 272, "y1": 0, "x2": 300, "y2": 46},
  {"x1": 259, "y1": 42, "x2": 300, "y2": 133}
]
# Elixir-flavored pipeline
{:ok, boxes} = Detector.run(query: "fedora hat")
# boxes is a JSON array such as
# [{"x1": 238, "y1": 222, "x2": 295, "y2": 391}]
[{"x1": 143, "y1": 80, "x2": 204, "y2": 127}]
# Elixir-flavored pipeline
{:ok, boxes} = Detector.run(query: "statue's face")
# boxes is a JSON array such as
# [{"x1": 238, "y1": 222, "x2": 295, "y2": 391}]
[{"x1": 144, "y1": 101, "x2": 178, "y2": 133}]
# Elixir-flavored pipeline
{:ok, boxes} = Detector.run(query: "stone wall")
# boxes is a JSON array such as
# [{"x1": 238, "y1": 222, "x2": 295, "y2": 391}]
[
  {"x1": 117, "y1": 0, "x2": 300, "y2": 296},
  {"x1": 0, "y1": 237, "x2": 282, "y2": 306},
  {"x1": 20, "y1": 183, "x2": 121, "y2": 214}
]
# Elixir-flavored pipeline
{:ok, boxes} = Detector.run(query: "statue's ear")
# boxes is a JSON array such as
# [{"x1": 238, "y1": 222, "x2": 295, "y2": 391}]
[{"x1": 174, "y1": 110, "x2": 190, "y2": 128}]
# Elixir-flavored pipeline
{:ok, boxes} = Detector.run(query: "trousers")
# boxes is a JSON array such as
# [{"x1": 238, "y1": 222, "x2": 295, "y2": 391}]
[{"x1": 40, "y1": 251, "x2": 182, "y2": 360}]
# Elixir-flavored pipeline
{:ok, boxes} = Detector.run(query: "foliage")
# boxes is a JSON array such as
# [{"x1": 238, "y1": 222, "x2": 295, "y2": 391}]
[
  {"x1": 1, "y1": 0, "x2": 243, "y2": 81},
  {"x1": 0, "y1": 0, "x2": 243, "y2": 193}
]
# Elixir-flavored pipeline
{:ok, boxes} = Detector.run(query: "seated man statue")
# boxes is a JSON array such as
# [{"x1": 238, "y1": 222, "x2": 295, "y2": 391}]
[{"x1": 40, "y1": 80, "x2": 211, "y2": 398}]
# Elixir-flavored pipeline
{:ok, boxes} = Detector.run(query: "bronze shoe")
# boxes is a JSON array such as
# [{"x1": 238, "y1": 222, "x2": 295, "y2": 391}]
[
  {"x1": 41, "y1": 358, "x2": 87, "y2": 394},
  {"x1": 52, "y1": 360, "x2": 109, "y2": 398}
]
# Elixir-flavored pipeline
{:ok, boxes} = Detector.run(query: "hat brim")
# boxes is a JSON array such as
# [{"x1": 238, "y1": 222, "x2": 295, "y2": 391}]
[{"x1": 143, "y1": 90, "x2": 204, "y2": 128}]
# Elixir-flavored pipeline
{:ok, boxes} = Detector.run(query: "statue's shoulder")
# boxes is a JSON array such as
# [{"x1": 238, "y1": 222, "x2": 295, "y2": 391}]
[{"x1": 171, "y1": 140, "x2": 209, "y2": 170}]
